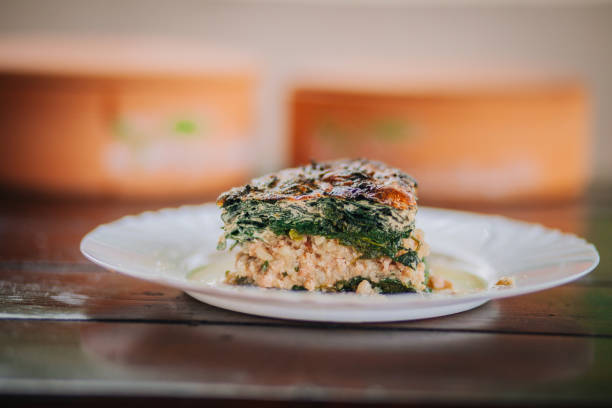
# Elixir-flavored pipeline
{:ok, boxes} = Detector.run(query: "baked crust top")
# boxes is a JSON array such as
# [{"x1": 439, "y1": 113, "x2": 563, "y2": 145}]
[{"x1": 217, "y1": 158, "x2": 418, "y2": 210}]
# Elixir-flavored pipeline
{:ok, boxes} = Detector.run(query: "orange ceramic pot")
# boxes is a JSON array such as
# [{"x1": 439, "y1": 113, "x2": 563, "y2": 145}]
[
  {"x1": 291, "y1": 85, "x2": 589, "y2": 203},
  {"x1": 0, "y1": 71, "x2": 255, "y2": 198}
]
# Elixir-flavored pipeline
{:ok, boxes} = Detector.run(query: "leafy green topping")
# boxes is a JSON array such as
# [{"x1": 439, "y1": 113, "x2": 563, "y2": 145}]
[
  {"x1": 376, "y1": 278, "x2": 416, "y2": 294},
  {"x1": 333, "y1": 276, "x2": 367, "y2": 292},
  {"x1": 261, "y1": 261, "x2": 269, "y2": 272},
  {"x1": 234, "y1": 276, "x2": 254, "y2": 285},
  {"x1": 229, "y1": 274, "x2": 424, "y2": 294},
  {"x1": 395, "y1": 250, "x2": 420, "y2": 269},
  {"x1": 220, "y1": 197, "x2": 419, "y2": 266},
  {"x1": 333, "y1": 276, "x2": 416, "y2": 294}
]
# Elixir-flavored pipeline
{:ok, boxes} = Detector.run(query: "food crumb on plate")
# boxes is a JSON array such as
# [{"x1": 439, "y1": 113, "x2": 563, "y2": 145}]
[
  {"x1": 494, "y1": 276, "x2": 515, "y2": 288},
  {"x1": 428, "y1": 274, "x2": 453, "y2": 291}
]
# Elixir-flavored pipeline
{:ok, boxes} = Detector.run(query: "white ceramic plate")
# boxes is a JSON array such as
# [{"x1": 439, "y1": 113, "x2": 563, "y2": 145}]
[{"x1": 80, "y1": 204, "x2": 599, "y2": 322}]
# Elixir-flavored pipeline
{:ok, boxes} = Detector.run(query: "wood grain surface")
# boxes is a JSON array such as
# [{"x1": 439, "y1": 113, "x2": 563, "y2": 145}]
[{"x1": 1, "y1": 193, "x2": 610, "y2": 406}]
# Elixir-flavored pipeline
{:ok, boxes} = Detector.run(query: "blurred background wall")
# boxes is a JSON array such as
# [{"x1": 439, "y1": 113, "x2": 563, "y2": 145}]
[{"x1": 0, "y1": 0, "x2": 610, "y2": 200}]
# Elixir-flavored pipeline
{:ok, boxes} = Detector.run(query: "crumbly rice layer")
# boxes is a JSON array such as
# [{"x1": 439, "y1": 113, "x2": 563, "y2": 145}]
[{"x1": 226, "y1": 230, "x2": 430, "y2": 293}]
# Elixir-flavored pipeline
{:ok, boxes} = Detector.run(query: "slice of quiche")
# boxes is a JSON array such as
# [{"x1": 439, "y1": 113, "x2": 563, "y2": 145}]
[{"x1": 216, "y1": 158, "x2": 430, "y2": 294}]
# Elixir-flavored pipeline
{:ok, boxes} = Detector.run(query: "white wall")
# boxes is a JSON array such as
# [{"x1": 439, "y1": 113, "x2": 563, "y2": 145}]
[{"x1": 1, "y1": 0, "x2": 611, "y2": 184}]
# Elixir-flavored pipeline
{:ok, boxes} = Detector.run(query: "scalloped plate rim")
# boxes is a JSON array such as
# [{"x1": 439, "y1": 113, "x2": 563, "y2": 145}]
[{"x1": 80, "y1": 204, "x2": 600, "y2": 315}]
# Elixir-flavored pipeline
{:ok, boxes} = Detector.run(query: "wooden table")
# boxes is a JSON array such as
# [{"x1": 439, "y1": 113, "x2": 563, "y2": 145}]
[{"x1": 1, "y1": 192, "x2": 611, "y2": 407}]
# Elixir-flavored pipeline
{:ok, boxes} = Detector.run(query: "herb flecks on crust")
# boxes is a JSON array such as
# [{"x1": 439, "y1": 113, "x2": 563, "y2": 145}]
[{"x1": 217, "y1": 158, "x2": 418, "y2": 210}]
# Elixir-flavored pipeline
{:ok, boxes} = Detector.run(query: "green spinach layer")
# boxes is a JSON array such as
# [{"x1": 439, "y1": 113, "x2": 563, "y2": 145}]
[{"x1": 219, "y1": 197, "x2": 421, "y2": 268}]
